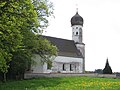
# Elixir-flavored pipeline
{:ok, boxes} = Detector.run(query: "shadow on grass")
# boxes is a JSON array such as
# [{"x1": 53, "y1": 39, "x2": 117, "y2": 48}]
[{"x1": 0, "y1": 77, "x2": 63, "y2": 90}]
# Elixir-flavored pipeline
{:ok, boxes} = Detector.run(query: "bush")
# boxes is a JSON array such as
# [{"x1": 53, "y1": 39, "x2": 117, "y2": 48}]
[{"x1": 95, "y1": 69, "x2": 103, "y2": 74}]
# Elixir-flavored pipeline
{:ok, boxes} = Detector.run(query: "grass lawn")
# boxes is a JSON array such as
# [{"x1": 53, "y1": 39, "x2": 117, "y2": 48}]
[{"x1": 0, "y1": 76, "x2": 120, "y2": 90}]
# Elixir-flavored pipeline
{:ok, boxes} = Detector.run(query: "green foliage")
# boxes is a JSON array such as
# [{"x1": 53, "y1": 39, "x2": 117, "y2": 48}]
[
  {"x1": 9, "y1": 49, "x2": 32, "y2": 79},
  {"x1": 47, "y1": 60, "x2": 52, "y2": 69},
  {"x1": 0, "y1": 0, "x2": 57, "y2": 81},
  {"x1": 32, "y1": 36, "x2": 58, "y2": 63},
  {"x1": 0, "y1": 77, "x2": 120, "y2": 90},
  {"x1": 32, "y1": 0, "x2": 54, "y2": 33},
  {"x1": 0, "y1": 0, "x2": 39, "y2": 81},
  {"x1": 103, "y1": 59, "x2": 112, "y2": 74},
  {"x1": 0, "y1": 49, "x2": 11, "y2": 73}
]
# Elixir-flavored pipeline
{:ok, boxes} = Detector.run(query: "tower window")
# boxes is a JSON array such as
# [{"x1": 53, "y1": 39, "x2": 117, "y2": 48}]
[
  {"x1": 76, "y1": 27, "x2": 78, "y2": 29},
  {"x1": 76, "y1": 32, "x2": 78, "y2": 35}
]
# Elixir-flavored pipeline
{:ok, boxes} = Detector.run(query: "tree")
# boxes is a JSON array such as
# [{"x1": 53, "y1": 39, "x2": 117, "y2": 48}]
[
  {"x1": 0, "y1": 0, "x2": 24, "y2": 82},
  {"x1": 103, "y1": 58, "x2": 112, "y2": 74},
  {"x1": 9, "y1": 36, "x2": 57, "y2": 80},
  {"x1": 9, "y1": 0, "x2": 56, "y2": 79},
  {"x1": 0, "y1": 0, "x2": 56, "y2": 81},
  {"x1": 0, "y1": 0, "x2": 57, "y2": 81}
]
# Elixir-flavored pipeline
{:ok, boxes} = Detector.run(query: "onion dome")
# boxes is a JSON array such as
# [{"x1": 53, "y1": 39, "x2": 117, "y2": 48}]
[{"x1": 71, "y1": 12, "x2": 84, "y2": 26}]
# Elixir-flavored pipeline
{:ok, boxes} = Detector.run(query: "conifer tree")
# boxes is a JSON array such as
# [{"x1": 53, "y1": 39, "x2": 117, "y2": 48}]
[{"x1": 103, "y1": 58, "x2": 112, "y2": 74}]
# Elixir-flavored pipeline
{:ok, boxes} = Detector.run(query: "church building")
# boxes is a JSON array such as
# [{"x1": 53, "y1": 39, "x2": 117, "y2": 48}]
[{"x1": 31, "y1": 11, "x2": 85, "y2": 73}]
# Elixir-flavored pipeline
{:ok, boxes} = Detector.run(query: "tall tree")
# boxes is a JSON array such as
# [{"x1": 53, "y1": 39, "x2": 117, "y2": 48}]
[
  {"x1": 0, "y1": 0, "x2": 57, "y2": 81},
  {"x1": 0, "y1": 0, "x2": 25, "y2": 82},
  {"x1": 103, "y1": 58, "x2": 112, "y2": 74}
]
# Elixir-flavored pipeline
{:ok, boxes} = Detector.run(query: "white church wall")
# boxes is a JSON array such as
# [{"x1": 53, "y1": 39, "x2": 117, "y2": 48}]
[
  {"x1": 54, "y1": 56, "x2": 83, "y2": 63},
  {"x1": 31, "y1": 54, "x2": 83, "y2": 73},
  {"x1": 43, "y1": 63, "x2": 52, "y2": 73},
  {"x1": 53, "y1": 56, "x2": 83, "y2": 73}
]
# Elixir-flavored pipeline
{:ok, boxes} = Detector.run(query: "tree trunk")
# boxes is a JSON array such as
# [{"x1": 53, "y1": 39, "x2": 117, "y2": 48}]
[{"x1": 3, "y1": 73, "x2": 6, "y2": 82}]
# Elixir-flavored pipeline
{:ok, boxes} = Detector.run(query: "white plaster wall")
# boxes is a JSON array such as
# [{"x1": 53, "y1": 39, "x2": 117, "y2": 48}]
[
  {"x1": 31, "y1": 54, "x2": 83, "y2": 73},
  {"x1": 54, "y1": 56, "x2": 83, "y2": 63},
  {"x1": 43, "y1": 63, "x2": 52, "y2": 73},
  {"x1": 53, "y1": 56, "x2": 83, "y2": 73}
]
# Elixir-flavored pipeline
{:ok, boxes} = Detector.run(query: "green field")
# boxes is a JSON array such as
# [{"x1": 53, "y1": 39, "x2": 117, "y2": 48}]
[{"x1": 0, "y1": 77, "x2": 120, "y2": 90}]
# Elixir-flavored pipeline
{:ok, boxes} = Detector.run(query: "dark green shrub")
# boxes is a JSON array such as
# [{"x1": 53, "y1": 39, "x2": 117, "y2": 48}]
[{"x1": 103, "y1": 58, "x2": 112, "y2": 74}]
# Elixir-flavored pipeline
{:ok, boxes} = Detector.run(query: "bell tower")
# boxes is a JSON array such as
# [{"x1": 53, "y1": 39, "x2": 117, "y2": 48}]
[
  {"x1": 71, "y1": 11, "x2": 85, "y2": 73},
  {"x1": 72, "y1": 23, "x2": 83, "y2": 43},
  {"x1": 71, "y1": 11, "x2": 83, "y2": 43}
]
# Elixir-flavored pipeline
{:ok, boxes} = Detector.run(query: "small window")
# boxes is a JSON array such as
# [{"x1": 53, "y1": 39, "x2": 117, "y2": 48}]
[
  {"x1": 76, "y1": 32, "x2": 78, "y2": 35},
  {"x1": 63, "y1": 64, "x2": 66, "y2": 71},
  {"x1": 70, "y1": 64, "x2": 73, "y2": 71},
  {"x1": 76, "y1": 27, "x2": 78, "y2": 29}
]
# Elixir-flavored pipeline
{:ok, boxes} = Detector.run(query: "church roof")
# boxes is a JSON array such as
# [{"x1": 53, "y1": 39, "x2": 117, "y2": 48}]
[
  {"x1": 71, "y1": 12, "x2": 84, "y2": 26},
  {"x1": 42, "y1": 36, "x2": 83, "y2": 58}
]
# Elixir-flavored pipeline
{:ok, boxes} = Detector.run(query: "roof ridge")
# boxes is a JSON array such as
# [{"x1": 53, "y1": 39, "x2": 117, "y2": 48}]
[
  {"x1": 39, "y1": 35, "x2": 83, "y2": 58},
  {"x1": 42, "y1": 35, "x2": 73, "y2": 42}
]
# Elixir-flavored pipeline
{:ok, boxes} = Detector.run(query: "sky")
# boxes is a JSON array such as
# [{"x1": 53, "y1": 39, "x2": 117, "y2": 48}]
[{"x1": 43, "y1": 0, "x2": 120, "y2": 72}]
